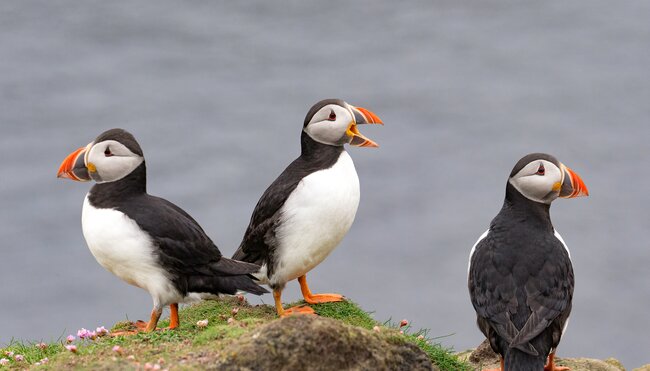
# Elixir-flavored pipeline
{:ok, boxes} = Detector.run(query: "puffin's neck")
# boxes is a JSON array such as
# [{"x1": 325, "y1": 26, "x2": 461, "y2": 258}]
[
  {"x1": 300, "y1": 131, "x2": 345, "y2": 161},
  {"x1": 88, "y1": 162, "x2": 147, "y2": 206},
  {"x1": 498, "y1": 182, "x2": 554, "y2": 231}
]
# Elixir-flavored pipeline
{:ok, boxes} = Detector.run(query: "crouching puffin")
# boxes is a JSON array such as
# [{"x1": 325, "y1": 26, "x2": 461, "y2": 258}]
[
  {"x1": 232, "y1": 99, "x2": 382, "y2": 316},
  {"x1": 57, "y1": 128, "x2": 267, "y2": 333},
  {"x1": 468, "y1": 153, "x2": 589, "y2": 371}
]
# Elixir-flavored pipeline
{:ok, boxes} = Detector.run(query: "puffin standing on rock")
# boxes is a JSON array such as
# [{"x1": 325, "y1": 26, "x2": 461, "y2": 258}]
[
  {"x1": 232, "y1": 99, "x2": 382, "y2": 316},
  {"x1": 468, "y1": 153, "x2": 589, "y2": 371},
  {"x1": 57, "y1": 128, "x2": 267, "y2": 333}
]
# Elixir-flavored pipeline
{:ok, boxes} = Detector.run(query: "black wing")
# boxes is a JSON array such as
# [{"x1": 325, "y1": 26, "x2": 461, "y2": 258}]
[
  {"x1": 118, "y1": 194, "x2": 266, "y2": 295},
  {"x1": 468, "y1": 231, "x2": 573, "y2": 356},
  {"x1": 232, "y1": 135, "x2": 344, "y2": 271},
  {"x1": 232, "y1": 157, "x2": 310, "y2": 266}
]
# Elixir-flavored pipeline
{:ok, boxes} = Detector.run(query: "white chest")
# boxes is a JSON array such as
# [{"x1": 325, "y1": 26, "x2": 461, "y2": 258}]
[
  {"x1": 271, "y1": 151, "x2": 360, "y2": 284},
  {"x1": 81, "y1": 196, "x2": 179, "y2": 305}
]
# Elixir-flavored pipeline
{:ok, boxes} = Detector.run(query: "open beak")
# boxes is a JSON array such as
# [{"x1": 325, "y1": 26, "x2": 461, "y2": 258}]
[
  {"x1": 558, "y1": 163, "x2": 589, "y2": 198},
  {"x1": 347, "y1": 105, "x2": 383, "y2": 147},
  {"x1": 57, "y1": 144, "x2": 91, "y2": 181}
]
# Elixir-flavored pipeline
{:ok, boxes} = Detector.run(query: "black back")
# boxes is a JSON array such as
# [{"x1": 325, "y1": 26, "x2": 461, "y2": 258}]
[
  {"x1": 232, "y1": 132, "x2": 344, "y2": 280},
  {"x1": 468, "y1": 182, "x2": 574, "y2": 364},
  {"x1": 88, "y1": 160, "x2": 266, "y2": 296}
]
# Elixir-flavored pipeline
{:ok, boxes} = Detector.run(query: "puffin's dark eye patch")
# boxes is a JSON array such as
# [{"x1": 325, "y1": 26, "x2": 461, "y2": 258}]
[
  {"x1": 104, "y1": 147, "x2": 113, "y2": 157},
  {"x1": 536, "y1": 163, "x2": 545, "y2": 175},
  {"x1": 328, "y1": 110, "x2": 336, "y2": 121}
]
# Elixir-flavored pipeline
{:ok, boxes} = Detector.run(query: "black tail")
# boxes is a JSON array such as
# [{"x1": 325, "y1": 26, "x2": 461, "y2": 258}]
[
  {"x1": 504, "y1": 348, "x2": 545, "y2": 371},
  {"x1": 213, "y1": 257, "x2": 261, "y2": 275},
  {"x1": 188, "y1": 274, "x2": 268, "y2": 296},
  {"x1": 187, "y1": 257, "x2": 267, "y2": 296}
]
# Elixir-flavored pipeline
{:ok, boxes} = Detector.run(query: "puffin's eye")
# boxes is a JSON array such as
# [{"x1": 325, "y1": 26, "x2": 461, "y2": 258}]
[
  {"x1": 104, "y1": 147, "x2": 113, "y2": 157},
  {"x1": 536, "y1": 164, "x2": 545, "y2": 175},
  {"x1": 328, "y1": 110, "x2": 336, "y2": 121}
]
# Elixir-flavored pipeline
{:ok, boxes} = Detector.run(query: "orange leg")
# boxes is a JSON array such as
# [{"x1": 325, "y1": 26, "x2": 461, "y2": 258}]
[
  {"x1": 144, "y1": 308, "x2": 162, "y2": 332},
  {"x1": 274, "y1": 288, "x2": 314, "y2": 317},
  {"x1": 482, "y1": 357, "x2": 504, "y2": 371},
  {"x1": 168, "y1": 303, "x2": 179, "y2": 329},
  {"x1": 544, "y1": 352, "x2": 570, "y2": 371},
  {"x1": 111, "y1": 307, "x2": 162, "y2": 336},
  {"x1": 298, "y1": 275, "x2": 344, "y2": 304}
]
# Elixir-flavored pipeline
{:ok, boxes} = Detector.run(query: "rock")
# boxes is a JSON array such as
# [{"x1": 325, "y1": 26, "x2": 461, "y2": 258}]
[
  {"x1": 458, "y1": 340, "x2": 625, "y2": 371},
  {"x1": 213, "y1": 315, "x2": 434, "y2": 370},
  {"x1": 633, "y1": 364, "x2": 650, "y2": 371}
]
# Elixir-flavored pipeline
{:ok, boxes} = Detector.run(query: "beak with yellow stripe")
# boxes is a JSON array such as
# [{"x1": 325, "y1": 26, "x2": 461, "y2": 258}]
[{"x1": 57, "y1": 143, "x2": 92, "y2": 182}]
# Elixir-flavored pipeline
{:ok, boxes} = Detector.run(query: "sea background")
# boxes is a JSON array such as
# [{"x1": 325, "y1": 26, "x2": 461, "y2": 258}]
[{"x1": 1, "y1": 1, "x2": 648, "y2": 367}]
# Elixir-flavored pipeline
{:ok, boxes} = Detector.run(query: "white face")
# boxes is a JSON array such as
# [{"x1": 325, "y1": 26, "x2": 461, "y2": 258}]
[
  {"x1": 303, "y1": 103, "x2": 356, "y2": 146},
  {"x1": 85, "y1": 140, "x2": 144, "y2": 183},
  {"x1": 509, "y1": 159, "x2": 564, "y2": 204}
]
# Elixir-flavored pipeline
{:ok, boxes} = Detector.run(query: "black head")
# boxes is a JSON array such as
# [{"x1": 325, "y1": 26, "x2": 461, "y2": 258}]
[
  {"x1": 58, "y1": 128, "x2": 145, "y2": 183},
  {"x1": 508, "y1": 152, "x2": 589, "y2": 204},
  {"x1": 302, "y1": 98, "x2": 383, "y2": 147}
]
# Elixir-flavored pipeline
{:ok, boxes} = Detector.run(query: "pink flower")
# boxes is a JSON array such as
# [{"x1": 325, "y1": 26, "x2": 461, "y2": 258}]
[
  {"x1": 231, "y1": 307, "x2": 240, "y2": 317},
  {"x1": 3, "y1": 351, "x2": 13, "y2": 357},
  {"x1": 112, "y1": 346, "x2": 123, "y2": 355},
  {"x1": 66, "y1": 335, "x2": 75, "y2": 343},
  {"x1": 14, "y1": 354, "x2": 24, "y2": 362},
  {"x1": 235, "y1": 294, "x2": 245, "y2": 303},
  {"x1": 399, "y1": 319, "x2": 408, "y2": 328},
  {"x1": 196, "y1": 319, "x2": 208, "y2": 328},
  {"x1": 77, "y1": 328, "x2": 92, "y2": 339},
  {"x1": 40, "y1": 357, "x2": 49, "y2": 364},
  {"x1": 399, "y1": 330, "x2": 404, "y2": 334},
  {"x1": 65, "y1": 345, "x2": 77, "y2": 353},
  {"x1": 227, "y1": 317, "x2": 235, "y2": 325},
  {"x1": 96, "y1": 326, "x2": 109, "y2": 336},
  {"x1": 372, "y1": 325, "x2": 381, "y2": 333},
  {"x1": 37, "y1": 342, "x2": 47, "y2": 350},
  {"x1": 0, "y1": 358, "x2": 9, "y2": 366},
  {"x1": 417, "y1": 335, "x2": 425, "y2": 340}
]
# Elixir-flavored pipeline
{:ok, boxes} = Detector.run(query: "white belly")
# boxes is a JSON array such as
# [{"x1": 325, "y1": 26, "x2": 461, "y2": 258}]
[
  {"x1": 81, "y1": 195, "x2": 181, "y2": 307},
  {"x1": 269, "y1": 151, "x2": 360, "y2": 286}
]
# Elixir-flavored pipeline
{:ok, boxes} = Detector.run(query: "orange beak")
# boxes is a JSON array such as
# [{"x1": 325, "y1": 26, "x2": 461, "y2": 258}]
[
  {"x1": 348, "y1": 105, "x2": 383, "y2": 147},
  {"x1": 559, "y1": 164, "x2": 589, "y2": 198},
  {"x1": 57, "y1": 145, "x2": 91, "y2": 181}
]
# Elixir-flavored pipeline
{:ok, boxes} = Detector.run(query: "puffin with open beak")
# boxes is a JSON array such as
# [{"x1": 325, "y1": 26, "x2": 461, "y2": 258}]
[
  {"x1": 57, "y1": 128, "x2": 267, "y2": 334},
  {"x1": 232, "y1": 99, "x2": 382, "y2": 316},
  {"x1": 468, "y1": 153, "x2": 589, "y2": 371}
]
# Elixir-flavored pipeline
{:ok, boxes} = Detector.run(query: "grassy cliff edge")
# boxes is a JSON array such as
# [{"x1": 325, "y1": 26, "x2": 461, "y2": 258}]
[{"x1": 0, "y1": 297, "x2": 467, "y2": 370}]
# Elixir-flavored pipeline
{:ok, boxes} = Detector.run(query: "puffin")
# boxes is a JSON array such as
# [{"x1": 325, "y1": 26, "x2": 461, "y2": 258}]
[
  {"x1": 57, "y1": 128, "x2": 267, "y2": 333},
  {"x1": 232, "y1": 99, "x2": 382, "y2": 316},
  {"x1": 468, "y1": 153, "x2": 589, "y2": 371}
]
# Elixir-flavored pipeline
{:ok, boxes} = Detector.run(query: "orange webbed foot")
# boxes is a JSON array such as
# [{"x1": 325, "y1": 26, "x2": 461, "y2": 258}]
[
  {"x1": 303, "y1": 293, "x2": 344, "y2": 304},
  {"x1": 544, "y1": 364, "x2": 570, "y2": 371},
  {"x1": 544, "y1": 352, "x2": 569, "y2": 371},
  {"x1": 281, "y1": 305, "x2": 316, "y2": 317}
]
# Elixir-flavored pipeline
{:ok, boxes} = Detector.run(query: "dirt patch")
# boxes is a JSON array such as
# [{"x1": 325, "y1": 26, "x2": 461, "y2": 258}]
[{"x1": 213, "y1": 315, "x2": 433, "y2": 370}]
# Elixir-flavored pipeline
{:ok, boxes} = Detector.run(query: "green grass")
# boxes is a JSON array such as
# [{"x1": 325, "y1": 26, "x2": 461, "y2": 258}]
[{"x1": 0, "y1": 297, "x2": 469, "y2": 370}]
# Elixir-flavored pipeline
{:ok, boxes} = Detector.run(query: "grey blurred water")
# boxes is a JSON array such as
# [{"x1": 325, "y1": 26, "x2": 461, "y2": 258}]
[{"x1": 1, "y1": 0, "x2": 649, "y2": 367}]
